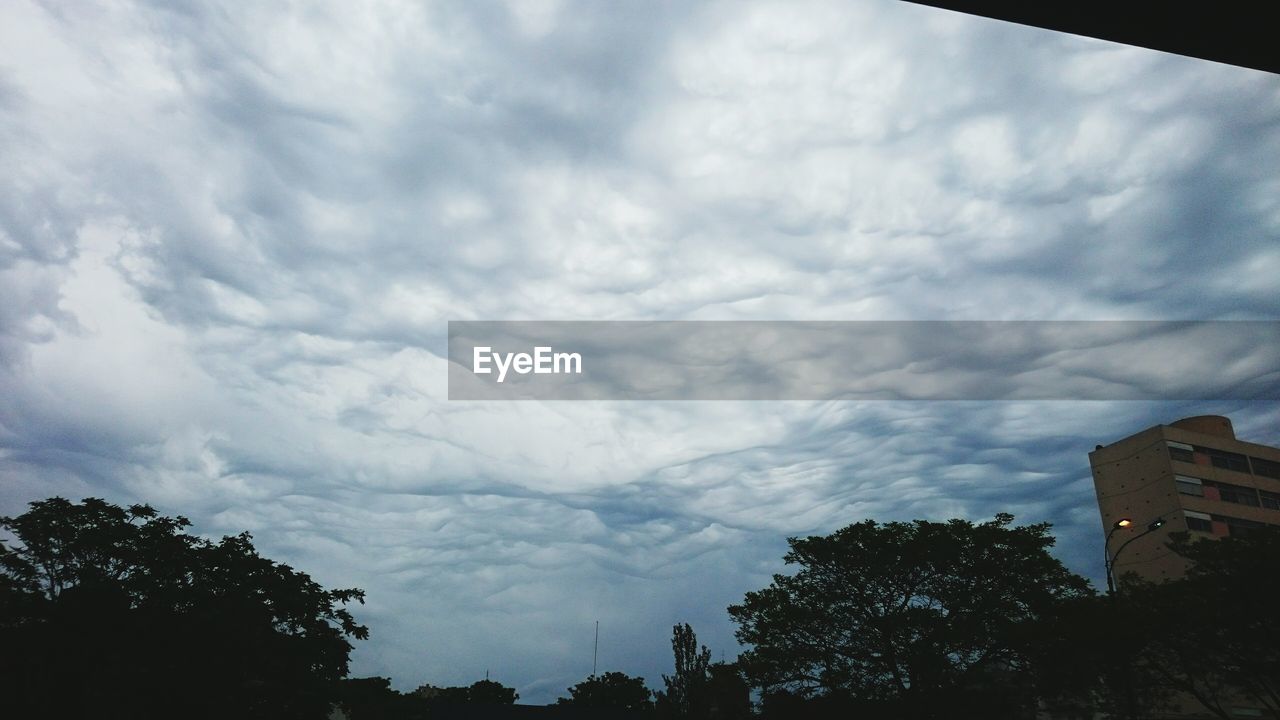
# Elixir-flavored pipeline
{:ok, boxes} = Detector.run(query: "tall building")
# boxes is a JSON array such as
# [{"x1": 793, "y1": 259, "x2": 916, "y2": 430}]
[
  {"x1": 1089, "y1": 415, "x2": 1280, "y2": 720},
  {"x1": 1090, "y1": 415, "x2": 1280, "y2": 585}
]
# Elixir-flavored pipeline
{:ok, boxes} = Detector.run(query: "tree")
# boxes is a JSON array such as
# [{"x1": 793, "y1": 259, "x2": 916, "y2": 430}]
[
  {"x1": 413, "y1": 683, "x2": 470, "y2": 703},
  {"x1": 704, "y1": 662, "x2": 752, "y2": 719},
  {"x1": 0, "y1": 497, "x2": 368, "y2": 720},
  {"x1": 413, "y1": 679, "x2": 519, "y2": 705},
  {"x1": 1118, "y1": 528, "x2": 1280, "y2": 719},
  {"x1": 557, "y1": 671, "x2": 654, "y2": 712},
  {"x1": 727, "y1": 514, "x2": 1093, "y2": 719},
  {"x1": 656, "y1": 623, "x2": 712, "y2": 718},
  {"x1": 338, "y1": 677, "x2": 431, "y2": 720},
  {"x1": 1013, "y1": 591, "x2": 1150, "y2": 719},
  {"x1": 467, "y1": 678, "x2": 520, "y2": 704}
]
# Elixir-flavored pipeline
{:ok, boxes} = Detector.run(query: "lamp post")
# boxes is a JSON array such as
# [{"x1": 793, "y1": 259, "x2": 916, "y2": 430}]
[
  {"x1": 1105, "y1": 516, "x2": 1166, "y2": 594},
  {"x1": 1103, "y1": 515, "x2": 1167, "y2": 720},
  {"x1": 1104, "y1": 517, "x2": 1133, "y2": 592}
]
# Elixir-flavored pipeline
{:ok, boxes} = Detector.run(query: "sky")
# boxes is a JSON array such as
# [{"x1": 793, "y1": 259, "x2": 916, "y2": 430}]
[{"x1": 1, "y1": 0, "x2": 1279, "y2": 704}]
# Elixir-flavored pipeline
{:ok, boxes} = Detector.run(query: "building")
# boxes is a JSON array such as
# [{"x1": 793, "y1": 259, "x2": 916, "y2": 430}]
[
  {"x1": 1090, "y1": 415, "x2": 1280, "y2": 586},
  {"x1": 1088, "y1": 416, "x2": 1280, "y2": 720}
]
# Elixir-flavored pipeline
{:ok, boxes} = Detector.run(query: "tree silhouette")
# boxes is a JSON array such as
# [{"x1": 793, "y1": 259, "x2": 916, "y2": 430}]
[
  {"x1": 338, "y1": 677, "x2": 431, "y2": 720},
  {"x1": 1117, "y1": 528, "x2": 1280, "y2": 719},
  {"x1": 413, "y1": 678, "x2": 519, "y2": 705},
  {"x1": 728, "y1": 514, "x2": 1092, "y2": 719},
  {"x1": 467, "y1": 678, "x2": 521, "y2": 704},
  {"x1": 704, "y1": 662, "x2": 752, "y2": 719},
  {"x1": 0, "y1": 497, "x2": 367, "y2": 719},
  {"x1": 557, "y1": 671, "x2": 654, "y2": 711},
  {"x1": 656, "y1": 623, "x2": 712, "y2": 718}
]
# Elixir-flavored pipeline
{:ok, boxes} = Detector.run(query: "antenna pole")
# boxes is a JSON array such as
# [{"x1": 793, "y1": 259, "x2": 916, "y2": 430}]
[{"x1": 593, "y1": 621, "x2": 599, "y2": 677}]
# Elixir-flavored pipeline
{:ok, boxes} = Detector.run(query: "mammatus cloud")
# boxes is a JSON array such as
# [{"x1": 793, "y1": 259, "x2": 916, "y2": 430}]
[{"x1": 1, "y1": 0, "x2": 1278, "y2": 703}]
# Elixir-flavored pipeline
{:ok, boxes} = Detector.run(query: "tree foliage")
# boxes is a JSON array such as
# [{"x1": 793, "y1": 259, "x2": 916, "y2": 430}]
[
  {"x1": 0, "y1": 497, "x2": 368, "y2": 719},
  {"x1": 557, "y1": 671, "x2": 654, "y2": 711},
  {"x1": 338, "y1": 677, "x2": 430, "y2": 720},
  {"x1": 727, "y1": 514, "x2": 1093, "y2": 719},
  {"x1": 704, "y1": 662, "x2": 753, "y2": 719},
  {"x1": 1119, "y1": 528, "x2": 1280, "y2": 719},
  {"x1": 413, "y1": 679, "x2": 520, "y2": 705},
  {"x1": 652, "y1": 624, "x2": 751, "y2": 719},
  {"x1": 467, "y1": 678, "x2": 521, "y2": 704},
  {"x1": 657, "y1": 623, "x2": 712, "y2": 718}
]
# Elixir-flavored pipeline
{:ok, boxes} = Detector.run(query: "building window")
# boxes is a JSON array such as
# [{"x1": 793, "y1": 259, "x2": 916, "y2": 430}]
[
  {"x1": 1210, "y1": 481, "x2": 1260, "y2": 507},
  {"x1": 1261, "y1": 490, "x2": 1280, "y2": 511},
  {"x1": 1185, "y1": 513, "x2": 1213, "y2": 533},
  {"x1": 1175, "y1": 475, "x2": 1204, "y2": 496},
  {"x1": 1168, "y1": 441, "x2": 1195, "y2": 463},
  {"x1": 1196, "y1": 445, "x2": 1251, "y2": 473},
  {"x1": 1212, "y1": 514, "x2": 1268, "y2": 537},
  {"x1": 1251, "y1": 456, "x2": 1280, "y2": 480}
]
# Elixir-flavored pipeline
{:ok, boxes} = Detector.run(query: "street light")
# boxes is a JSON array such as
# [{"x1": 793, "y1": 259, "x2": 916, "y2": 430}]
[
  {"x1": 1108, "y1": 517, "x2": 1133, "y2": 537},
  {"x1": 1103, "y1": 515, "x2": 1167, "y2": 720},
  {"x1": 1102, "y1": 518, "x2": 1133, "y2": 591},
  {"x1": 1105, "y1": 516, "x2": 1166, "y2": 594}
]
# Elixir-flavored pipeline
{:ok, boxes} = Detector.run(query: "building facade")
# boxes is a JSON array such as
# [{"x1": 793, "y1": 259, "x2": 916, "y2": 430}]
[
  {"x1": 1091, "y1": 415, "x2": 1280, "y2": 585},
  {"x1": 1089, "y1": 415, "x2": 1280, "y2": 719}
]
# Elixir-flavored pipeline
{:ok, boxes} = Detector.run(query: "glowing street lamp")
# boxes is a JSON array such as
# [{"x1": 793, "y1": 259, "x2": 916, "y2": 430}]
[
  {"x1": 1103, "y1": 514, "x2": 1166, "y2": 720},
  {"x1": 1104, "y1": 516, "x2": 1166, "y2": 594},
  {"x1": 1104, "y1": 518, "x2": 1134, "y2": 564}
]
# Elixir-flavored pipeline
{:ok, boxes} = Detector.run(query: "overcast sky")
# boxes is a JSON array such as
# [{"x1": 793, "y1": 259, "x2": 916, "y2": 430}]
[{"x1": 2, "y1": 0, "x2": 1278, "y2": 704}]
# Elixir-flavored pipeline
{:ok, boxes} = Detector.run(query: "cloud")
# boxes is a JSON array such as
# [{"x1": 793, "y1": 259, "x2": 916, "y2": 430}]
[{"x1": 1, "y1": 0, "x2": 1278, "y2": 703}]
